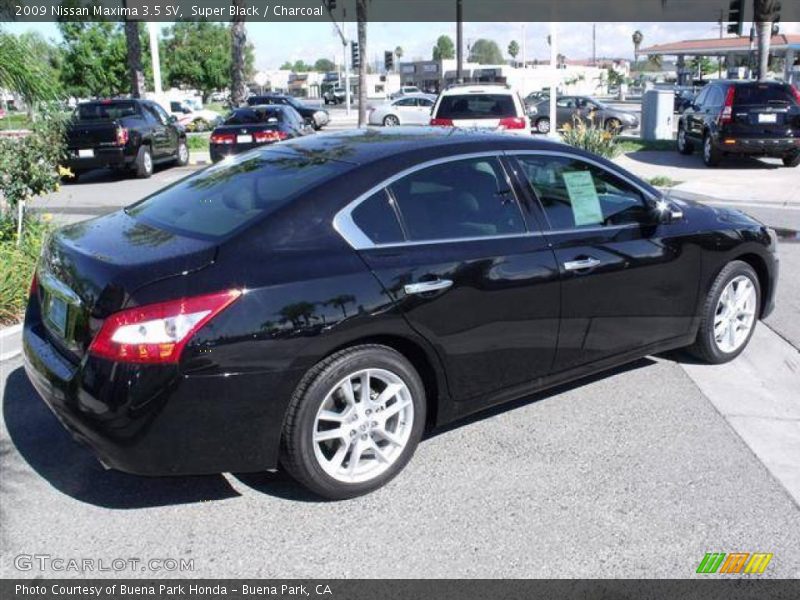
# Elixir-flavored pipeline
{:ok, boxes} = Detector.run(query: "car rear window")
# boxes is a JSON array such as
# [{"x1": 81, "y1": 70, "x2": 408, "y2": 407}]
[
  {"x1": 127, "y1": 149, "x2": 353, "y2": 239},
  {"x1": 225, "y1": 108, "x2": 284, "y2": 125},
  {"x1": 77, "y1": 102, "x2": 139, "y2": 120},
  {"x1": 733, "y1": 83, "x2": 798, "y2": 106},
  {"x1": 436, "y1": 94, "x2": 517, "y2": 120}
]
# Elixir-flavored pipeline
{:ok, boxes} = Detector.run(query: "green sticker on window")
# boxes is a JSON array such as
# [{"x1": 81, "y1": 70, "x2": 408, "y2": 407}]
[{"x1": 562, "y1": 171, "x2": 603, "y2": 226}]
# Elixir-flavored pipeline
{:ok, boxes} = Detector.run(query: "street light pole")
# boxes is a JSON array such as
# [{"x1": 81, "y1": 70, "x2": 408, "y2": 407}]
[
  {"x1": 147, "y1": 22, "x2": 162, "y2": 99},
  {"x1": 549, "y1": 22, "x2": 558, "y2": 140},
  {"x1": 456, "y1": 0, "x2": 463, "y2": 83}
]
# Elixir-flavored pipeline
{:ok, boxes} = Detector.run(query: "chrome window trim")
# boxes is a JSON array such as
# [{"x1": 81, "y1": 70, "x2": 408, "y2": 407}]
[
  {"x1": 334, "y1": 151, "x2": 529, "y2": 250},
  {"x1": 333, "y1": 149, "x2": 658, "y2": 251}
]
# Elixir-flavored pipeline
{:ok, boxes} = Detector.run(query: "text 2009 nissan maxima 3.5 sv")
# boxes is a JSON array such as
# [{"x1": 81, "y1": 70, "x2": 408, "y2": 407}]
[{"x1": 24, "y1": 128, "x2": 778, "y2": 499}]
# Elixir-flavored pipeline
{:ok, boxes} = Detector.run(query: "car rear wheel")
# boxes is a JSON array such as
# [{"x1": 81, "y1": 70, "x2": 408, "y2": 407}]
[
  {"x1": 702, "y1": 132, "x2": 722, "y2": 167},
  {"x1": 535, "y1": 117, "x2": 550, "y2": 134},
  {"x1": 281, "y1": 345, "x2": 426, "y2": 500},
  {"x1": 383, "y1": 114, "x2": 400, "y2": 127},
  {"x1": 134, "y1": 145, "x2": 153, "y2": 178},
  {"x1": 676, "y1": 125, "x2": 694, "y2": 154},
  {"x1": 687, "y1": 260, "x2": 760, "y2": 364},
  {"x1": 783, "y1": 150, "x2": 800, "y2": 167},
  {"x1": 605, "y1": 118, "x2": 621, "y2": 133}
]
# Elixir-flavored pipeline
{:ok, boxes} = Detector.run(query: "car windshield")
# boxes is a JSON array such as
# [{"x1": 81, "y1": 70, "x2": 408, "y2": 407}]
[
  {"x1": 436, "y1": 94, "x2": 516, "y2": 119},
  {"x1": 733, "y1": 83, "x2": 798, "y2": 106},
  {"x1": 127, "y1": 149, "x2": 353, "y2": 239},
  {"x1": 224, "y1": 107, "x2": 283, "y2": 125},
  {"x1": 77, "y1": 102, "x2": 138, "y2": 120}
]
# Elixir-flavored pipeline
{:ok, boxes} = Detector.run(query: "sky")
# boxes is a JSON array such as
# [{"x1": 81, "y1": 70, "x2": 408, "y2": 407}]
[{"x1": 4, "y1": 20, "x2": 800, "y2": 71}]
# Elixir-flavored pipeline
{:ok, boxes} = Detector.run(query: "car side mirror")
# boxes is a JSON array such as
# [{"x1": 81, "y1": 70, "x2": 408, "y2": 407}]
[
  {"x1": 168, "y1": 115, "x2": 178, "y2": 124},
  {"x1": 655, "y1": 200, "x2": 684, "y2": 224}
]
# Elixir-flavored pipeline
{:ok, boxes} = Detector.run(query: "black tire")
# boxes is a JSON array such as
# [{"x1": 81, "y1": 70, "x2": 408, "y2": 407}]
[
  {"x1": 175, "y1": 140, "x2": 190, "y2": 166},
  {"x1": 782, "y1": 150, "x2": 800, "y2": 168},
  {"x1": 134, "y1": 145, "x2": 153, "y2": 178},
  {"x1": 605, "y1": 118, "x2": 621, "y2": 133},
  {"x1": 280, "y1": 344, "x2": 426, "y2": 500},
  {"x1": 687, "y1": 260, "x2": 761, "y2": 364},
  {"x1": 535, "y1": 117, "x2": 550, "y2": 134},
  {"x1": 702, "y1": 132, "x2": 722, "y2": 167},
  {"x1": 676, "y1": 124, "x2": 694, "y2": 155}
]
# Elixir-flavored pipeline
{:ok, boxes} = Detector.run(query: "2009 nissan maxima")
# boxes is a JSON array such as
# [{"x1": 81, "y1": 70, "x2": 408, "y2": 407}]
[{"x1": 23, "y1": 128, "x2": 779, "y2": 499}]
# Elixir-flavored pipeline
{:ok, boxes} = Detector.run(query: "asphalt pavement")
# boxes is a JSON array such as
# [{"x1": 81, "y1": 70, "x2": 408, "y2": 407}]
[{"x1": 3, "y1": 118, "x2": 800, "y2": 579}]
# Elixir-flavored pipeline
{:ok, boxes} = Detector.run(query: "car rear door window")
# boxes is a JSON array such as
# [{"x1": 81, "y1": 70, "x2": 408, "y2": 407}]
[
  {"x1": 436, "y1": 94, "x2": 516, "y2": 119},
  {"x1": 388, "y1": 157, "x2": 525, "y2": 241},
  {"x1": 351, "y1": 190, "x2": 404, "y2": 245},
  {"x1": 515, "y1": 155, "x2": 652, "y2": 229}
]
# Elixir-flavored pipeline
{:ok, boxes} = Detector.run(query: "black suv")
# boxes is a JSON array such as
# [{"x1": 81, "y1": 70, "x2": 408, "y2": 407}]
[
  {"x1": 677, "y1": 80, "x2": 800, "y2": 167},
  {"x1": 247, "y1": 94, "x2": 329, "y2": 130}
]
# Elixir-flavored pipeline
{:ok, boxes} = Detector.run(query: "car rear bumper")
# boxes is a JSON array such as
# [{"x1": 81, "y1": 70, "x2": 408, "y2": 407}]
[
  {"x1": 716, "y1": 136, "x2": 800, "y2": 156},
  {"x1": 22, "y1": 320, "x2": 298, "y2": 475},
  {"x1": 65, "y1": 147, "x2": 134, "y2": 171}
]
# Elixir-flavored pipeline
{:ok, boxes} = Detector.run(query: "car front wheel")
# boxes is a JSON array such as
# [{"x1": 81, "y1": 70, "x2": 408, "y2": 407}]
[
  {"x1": 383, "y1": 114, "x2": 400, "y2": 127},
  {"x1": 281, "y1": 345, "x2": 426, "y2": 500},
  {"x1": 535, "y1": 117, "x2": 550, "y2": 134},
  {"x1": 688, "y1": 260, "x2": 760, "y2": 364},
  {"x1": 783, "y1": 150, "x2": 800, "y2": 167}
]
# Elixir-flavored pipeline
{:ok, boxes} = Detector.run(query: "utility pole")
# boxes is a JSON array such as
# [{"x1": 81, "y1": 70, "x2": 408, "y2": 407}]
[
  {"x1": 324, "y1": 1, "x2": 351, "y2": 116},
  {"x1": 147, "y1": 22, "x2": 162, "y2": 99},
  {"x1": 592, "y1": 23, "x2": 596, "y2": 66},
  {"x1": 456, "y1": 0, "x2": 463, "y2": 83},
  {"x1": 521, "y1": 23, "x2": 527, "y2": 68},
  {"x1": 548, "y1": 22, "x2": 558, "y2": 140}
]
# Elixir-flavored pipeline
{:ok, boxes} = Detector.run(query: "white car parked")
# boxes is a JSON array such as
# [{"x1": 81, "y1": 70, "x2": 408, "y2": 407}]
[
  {"x1": 368, "y1": 94, "x2": 437, "y2": 127},
  {"x1": 168, "y1": 100, "x2": 222, "y2": 132},
  {"x1": 429, "y1": 84, "x2": 531, "y2": 136}
]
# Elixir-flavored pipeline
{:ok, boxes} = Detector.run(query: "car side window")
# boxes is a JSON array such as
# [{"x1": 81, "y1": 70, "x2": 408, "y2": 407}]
[
  {"x1": 388, "y1": 157, "x2": 526, "y2": 242},
  {"x1": 141, "y1": 106, "x2": 159, "y2": 125},
  {"x1": 694, "y1": 87, "x2": 709, "y2": 108},
  {"x1": 557, "y1": 98, "x2": 575, "y2": 108},
  {"x1": 514, "y1": 155, "x2": 652, "y2": 229},
  {"x1": 150, "y1": 103, "x2": 170, "y2": 125},
  {"x1": 417, "y1": 98, "x2": 434, "y2": 107},
  {"x1": 395, "y1": 98, "x2": 416, "y2": 107},
  {"x1": 705, "y1": 87, "x2": 723, "y2": 109},
  {"x1": 351, "y1": 190, "x2": 404, "y2": 245}
]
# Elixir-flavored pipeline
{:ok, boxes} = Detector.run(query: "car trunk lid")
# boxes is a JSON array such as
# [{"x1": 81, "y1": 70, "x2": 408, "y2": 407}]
[{"x1": 35, "y1": 210, "x2": 217, "y2": 361}]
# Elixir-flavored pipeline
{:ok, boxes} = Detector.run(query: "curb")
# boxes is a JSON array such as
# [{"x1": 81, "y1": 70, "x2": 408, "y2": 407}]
[{"x1": 0, "y1": 323, "x2": 23, "y2": 362}]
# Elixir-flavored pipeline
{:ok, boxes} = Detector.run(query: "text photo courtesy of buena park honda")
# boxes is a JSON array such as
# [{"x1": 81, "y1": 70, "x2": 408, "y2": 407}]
[{"x1": 1, "y1": 0, "x2": 800, "y2": 593}]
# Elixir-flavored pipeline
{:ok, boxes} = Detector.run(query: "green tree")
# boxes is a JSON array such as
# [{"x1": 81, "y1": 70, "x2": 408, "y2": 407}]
[
  {"x1": 432, "y1": 35, "x2": 455, "y2": 60},
  {"x1": 58, "y1": 22, "x2": 127, "y2": 99},
  {"x1": 164, "y1": 22, "x2": 254, "y2": 103},
  {"x1": 469, "y1": 39, "x2": 503, "y2": 65},
  {"x1": 0, "y1": 31, "x2": 61, "y2": 106},
  {"x1": 314, "y1": 58, "x2": 336, "y2": 72},
  {"x1": 508, "y1": 40, "x2": 520, "y2": 61},
  {"x1": 689, "y1": 56, "x2": 716, "y2": 77}
]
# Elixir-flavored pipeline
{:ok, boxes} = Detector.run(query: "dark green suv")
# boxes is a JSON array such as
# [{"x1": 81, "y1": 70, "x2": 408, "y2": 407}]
[{"x1": 677, "y1": 80, "x2": 800, "y2": 167}]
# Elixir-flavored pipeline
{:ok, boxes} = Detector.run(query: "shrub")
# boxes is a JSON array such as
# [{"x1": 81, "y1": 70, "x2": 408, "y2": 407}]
[
  {"x1": 0, "y1": 214, "x2": 51, "y2": 325},
  {"x1": 560, "y1": 114, "x2": 619, "y2": 159}
]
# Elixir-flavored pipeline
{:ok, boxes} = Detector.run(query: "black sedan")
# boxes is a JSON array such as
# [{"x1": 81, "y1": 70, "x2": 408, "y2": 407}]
[
  {"x1": 247, "y1": 94, "x2": 330, "y2": 130},
  {"x1": 23, "y1": 129, "x2": 778, "y2": 499},
  {"x1": 209, "y1": 105, "x2": 312, "y2": 163}
]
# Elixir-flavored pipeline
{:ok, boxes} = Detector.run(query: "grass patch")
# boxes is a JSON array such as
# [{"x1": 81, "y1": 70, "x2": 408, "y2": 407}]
[
  {"x1": 187, "y1": 133, "x2": 210, "y2": 151},
  {"x1": 0, "y1": 112, "x2": 32, "y2": 130},
  {"x1": 646, "y1": 176, "x2": 682, "y2": 188},
  {"x1": 0, "y1": 215, "x2": 51, "y2": 326},
  {"x1": 617, "y1": 139, "x2": 675, "y2": 153}
]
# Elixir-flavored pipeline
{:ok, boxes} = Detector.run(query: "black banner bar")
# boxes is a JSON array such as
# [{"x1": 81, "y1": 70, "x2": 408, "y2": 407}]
[{"x1": 3, "y1": 0, "x2": 800, "y2": 23}]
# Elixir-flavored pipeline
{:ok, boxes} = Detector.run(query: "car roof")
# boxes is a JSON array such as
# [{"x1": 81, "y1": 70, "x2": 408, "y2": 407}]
[
  {"x1": 441, "y1": 84, "x2": 514, "y2": 95},
  {"x1": 275, "y1": 126, "x2": 567, "y2": 166}
]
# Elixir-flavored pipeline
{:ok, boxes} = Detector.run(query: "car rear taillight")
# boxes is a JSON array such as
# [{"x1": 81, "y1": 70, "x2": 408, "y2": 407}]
[
  {"x1": 253, "y1": 130, "x2": 289, "y2": 143},
  {"x1": 430, "y1": 118, "x2": 454, "y2": 126},
  {"x1": 210, "y1": 133, "x2": 236, "y2": 145},
  {"x1": 115, "y1": 127, "x2": 129, "y2": 146},
  {"x1": 498, "y1": 117, "x2": 527, "y2": 130},
  {"x1": 88, "y1": 290, "x2": 242, "y2": 364},
  {"x1": 719, "y1": 86, "x2": 735, "y2": 125},
  {"x1": 791, "y1": 85, "x2": 800, "y2": 106}
]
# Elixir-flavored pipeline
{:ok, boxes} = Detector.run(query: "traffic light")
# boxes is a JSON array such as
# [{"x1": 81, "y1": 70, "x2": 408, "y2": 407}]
[
  {"x1": 351, "y1": 41, "x2": 361, "y2": 68},
  {"x1": 384, "y1": 51, "x2": 394, "y2": 72},
  {"x1": 727, "y1": 0, "x2": 745, "y2": 36}
]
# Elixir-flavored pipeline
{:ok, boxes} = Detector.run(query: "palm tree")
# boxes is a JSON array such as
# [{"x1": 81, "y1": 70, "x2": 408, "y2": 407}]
[
  {"x1": 754, "y1": 0, "x2": 780, "y2": 81},
  {"x1": 356, "y1": 0, "x2": 368, "y2": 127},
  {"x1": 124, "y1": 24, "x2": 144, "y2": 97},
  {"x1": 0, "y1": 31, "x2": 58, "y2": 107},
  {"x1": 230, "y1": 0, "x2": 249, "y2": 107},
  {"x1": 508, "y1": 40, "x2": 520, "y2": 63},
  {"x1": 632, "y1": 30, "x2": 644, "y2": 64}
]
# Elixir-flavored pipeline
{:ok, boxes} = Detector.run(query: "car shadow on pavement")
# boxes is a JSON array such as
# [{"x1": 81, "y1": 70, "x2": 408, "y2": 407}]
[
  {"x1": 231, "y1": 471, "x2": 328, "y2": 503},
  {"x1": 623, "y1": 151, "x2": 782, "y2": 171},
  {"x1": 2, "y1": 367, "x2": 241, "y2": 509}
]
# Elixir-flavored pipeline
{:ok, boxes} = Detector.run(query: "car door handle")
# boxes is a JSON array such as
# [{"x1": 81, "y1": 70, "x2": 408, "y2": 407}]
[
  {"x1": 563, "y1": 258, "x2": 601, "y2": 271},
  {"x1": 404, "y1": 279, "x2": 454, "y2": 295}
]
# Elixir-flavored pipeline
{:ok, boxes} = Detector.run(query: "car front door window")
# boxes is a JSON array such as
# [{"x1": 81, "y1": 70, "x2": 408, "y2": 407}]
[{"x1": 514, "y1": 155, "x2": 652, "y2": 230}]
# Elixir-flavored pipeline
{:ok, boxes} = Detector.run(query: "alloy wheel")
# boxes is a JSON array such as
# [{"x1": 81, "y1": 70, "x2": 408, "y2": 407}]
[
  {"x1": 312, "y1": 368, "x2": 414, "y2": 484},
  {"x1": 384, "y1": 115, "x2": 400, "y2": 127},
  {"x1": 713, "y1": 275, "x2": 757, "y2": 353},
  {"x1": 536, "y1": 118, "x2": 550, "y2": 134},
  {"x1": 678, "y1": 128, "x2": 686, "y2": 151},
  {"x1": 703, "y1": 136, "x2": 712, "y2": 163},
  {"x1": 179, "y1": 143, "x2": 189, "y2": 164},
  {"x1": 143, "y1": 151, "x2": 153, "y2": 174}
]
